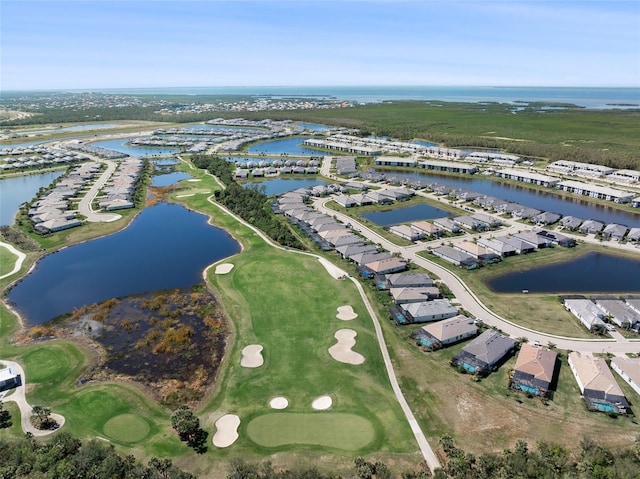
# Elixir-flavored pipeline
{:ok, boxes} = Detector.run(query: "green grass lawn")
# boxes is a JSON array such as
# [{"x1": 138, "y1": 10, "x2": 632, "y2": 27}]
[{"x1": 0, "y1": 245, "x2": 18, "y2": 277}]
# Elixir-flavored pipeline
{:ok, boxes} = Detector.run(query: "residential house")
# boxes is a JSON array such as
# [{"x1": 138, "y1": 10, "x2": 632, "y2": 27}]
[
  {"x1": 350, "y1": 251, "x2": 393, "y2": 266},
  {"x1": 512, "y1": 206, "x2": 542, "y2": 220},
  {"x1": 389, "y1": 224, "x2": 422, "y2": 241},
  {"x1": 510, "y1": 343, "x2": 557, "y2": 398},
  {"x1": 626, "y1": 227, "x2": 640, "y2": 242},
  {"x1": 453, "y1": 215, "x2": 487, "y2": 231},
  {"x1": 513, "y1": 231, "x2": 554, "y2": 249},
  {"x1": 453, "y1": 329, "x2": 516, "y2": 376},
  {"x1": 610, "y1": 357, "x2": 640, "y2": 397},
  {"x1": 477, "y1": 237, "x2": 518, "y2": 257},
  {"x1": 533, "y1": 228, "x2": 576, "y2": 248},
  {"x1": 595, "y1": 299, "x2": 640, "y2": 329},
  {"x1": 399, "y1": 299, "x2": 458, "y2": 324},
  {"x1": 454, "y1": 241, "x2": 501, "y2": 264},
  {"x1": 560, "y1": 215, "x2": 583, "y2": 231},
  {"x1": 534, "y1": 212, "x2": 562, "y2": 226},
  {"x1": 432, "y1": 246, "x2": 480, "y2": 269},
  {"x1": 493, "y1": 236, "x2": 535, "y2": 254},
  {"x1": 390, "y1": 287, "x2": 441, "y2": 304},
  {"x1": 602, "y1": 223, "x2": 628, "y2": 241},
  {"x1": 411, "y1": 221, "x2": 441, "y2": 238},
  {"x1": 336, "y1": 243, "x2": 378, "y2": 260},
  {"x1": 386, "y1": 272, "x2": 434, "y2": 289},
  {"x1": 568, "y1": 352, "x2": 629, "y2": 414},
  {"x1": 364, "y1": 257, "x2": 407, "y2": 275},
  {"x1": 0, "y1": 367, "x2": 20, "y2": 392},
  {"x1": 433, "y1": 217, "x2": 460, "y2": 233},
  {"x1": 579, "y1": 219, "x2": 605, "y2": 235},
  {"x1": 411, "y1": 315, "x2": 478, "y2": 350},
  {"x1": 564, "y1": 299, "x2": 606, "y2": 331},
  {"x1": 471, "y1": 212, "x2": 502, "y2": 229},
  {"x1": 333, "y1": 195, "x2": 357, "y2": 208}
]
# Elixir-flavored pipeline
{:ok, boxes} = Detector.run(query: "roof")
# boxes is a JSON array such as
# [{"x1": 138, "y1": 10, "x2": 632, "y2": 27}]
[
  {"x1": 401, "y1": 299, "x2": 458, "y2": 318},
  {"x1": 419, "y1": 315, "x2": 477, "y2": 341},
  {"x1": 569, "y1": 352, "x2": 626, "y2": 398},
  {"x1": 459, "y1": 329, "x2": 516, "y2": 366},
  {"x1": 0, "y1": 367, "x2": 17, "y2": 381},
  {"x1": 365, "y1": 257, "x2": 407, "y2": 273},
  {"x1": 611, "y1": 357, "x2": 640, "y2": 388},
  {"x1": 513, "y1": 343, "x2": 557, "y2": 383},
  {"x1": 386, "y1": 273, "x2": 433, "y2": 287},
  {"x1": 595, "y1": 300, "x2": 640, "y2": 325},
  {"x1": 390, "y1": 287, "x2": 440, "y2": 303}
]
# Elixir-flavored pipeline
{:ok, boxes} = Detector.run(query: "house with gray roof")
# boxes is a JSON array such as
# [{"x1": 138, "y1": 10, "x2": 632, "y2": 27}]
[
  {"x1": 433, "y1": 217, "x2": 460, "y2": 233},
  {"x1": 477, "y1": 237, "x2": 517, "y2": 257},
  {"x1": 453, "y1": 329, "x2": 516, "y2": 376},
  {"x1": 336, "y1": 243, "x2": 377, "y2": 259},
  {"x1": 400, "y1": 299, "x2": 458, "y2": 324},
  {"x1": 350, "y1": 251, "x2": 393, "y2": 266},
  {"x1": 626, "y1": 227, "x2": 640, "y2": 242},
  {"x1": 453, "y1": 215, "x2": 487, "y2": 231},
  {"x1": 595, "y1": 299, "x2": 640, "y2": 329},
  {"x1": 386, "y1": 272, "x2": 434, "y2": 289},
  {"x1": 534, "y1": 211, "x2": 562, "y2": 226},
  {"x1": 568, "y1": 352, "x2": 629, "y2": 414},
  {"x1": 390, "y1": 287, "x2": 441, "y2": 304},
  {"x1": 564, "y1": 299, "x2": 606, "y2": 331},
  {"x1": 602, "y1": 223, "x2": 628, "y2": 241},
  {"x1": 533, "y1": 229, "x2": 576, "y2": 248},
  {"x1": 330, "y1": 234, "x2": 363, "y2": 248},
  {"x1": 389, "y1": 224, "x2": 422, "y2": 241},
  {"x1": 510, "y1": 343, "x2": 557, "y2": 398},
  {"x1": 512, "y1": 206, "x2": 542, "y2": 220},
  {"x1": 513, "y1": 231, "x2": 554, "y2": 249},
  {"x1": 432, "y1": 245, "x2": 480, "y2": 269},
  {"x1": 471, "y1": 212, "x2": 502, "y2": 229},
  {"x1": 333, "y1": 195, "x2": 357, "y2": 208},
  {"x1": 494, "y1": 236, "x2": 535, "y2": 254},
  {"x1": 0, "y1": 367, "x2": 21, "y2": 392},
  {"x1": 579, "y1": 219, "x2": 605, "y2": 234},
  {"x1": 411, "y1": 315, "x2": 478, "y2": 351},
  {"x1": 560, "y1": 215, "x2": 583, "y2": 231}
]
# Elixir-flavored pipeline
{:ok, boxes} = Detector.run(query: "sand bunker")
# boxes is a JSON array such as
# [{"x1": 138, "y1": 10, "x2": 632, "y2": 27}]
[
  {"x1": 187, "y1": 178, "x2": 202, "y2": 182},
  {"x1": 269, "y1": 397, "x2": 289, "y2": 410},
  {"x1": 215, "y1": 263, "x2": 234, "y2": 274},
  {"x1": 176, "y1": 193, "x2": 195, "y2": 198},
  {"x1": 336, "y1": 305, "x2": 358, "y2": 321},
  {"x1": 328, "y1": 329, "x2": 365, "y2": 365},
  {"x1": 312, "y1": 395, "x2": 332, "y2": 410},
  {"x1": 241, "y1": 344, "x2": 264, "y2": 368},
  {"x1": 212, "y1": 414, "x2": 240, "y2": 448}
]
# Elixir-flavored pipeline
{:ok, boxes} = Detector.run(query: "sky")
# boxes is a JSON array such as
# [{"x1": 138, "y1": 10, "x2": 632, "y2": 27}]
[{"x1": 1, "y1": 0, "x2": 639, "y2": 90}]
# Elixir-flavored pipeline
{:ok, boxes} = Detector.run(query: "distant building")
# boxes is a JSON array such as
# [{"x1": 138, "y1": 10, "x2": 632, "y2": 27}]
[{"x1": 0, "y1": 367, "x2": 20, "y2": 392}]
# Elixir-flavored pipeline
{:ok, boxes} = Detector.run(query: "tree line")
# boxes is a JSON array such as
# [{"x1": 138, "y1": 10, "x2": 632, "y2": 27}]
[{"x1": 191, "y1": 154, "x2": 304, "y2": 249}]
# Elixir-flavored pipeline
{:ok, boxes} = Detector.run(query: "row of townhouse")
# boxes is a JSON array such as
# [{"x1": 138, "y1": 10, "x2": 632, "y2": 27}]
[
  {"x1": 560, "y1": 216, "x2": 640, "y2": 242},
  {"x1": 1, "y1": 146, "x2": 89, "y2": 171},
  {"x1": 564, "y1": 298, "x2": 640, "y2": 331},
  {"x1": 333, "y1": 186, "x2": 415, "y2": 208},
  {"x1": 98, "y1": 157, "x2": 144, "y2": 211}
]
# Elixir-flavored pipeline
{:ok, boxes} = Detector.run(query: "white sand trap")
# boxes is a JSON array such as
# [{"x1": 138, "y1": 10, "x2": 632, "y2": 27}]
[
  {"x1": 312, "y1": 395, "x2": 332, "y2": 410},
  {"x1": 215, "y1": 263, "x2": 234, "y2": 274},
  {"x1": 212, "y1": 414, "x2": 240, "y2": 448},
  {"x1": 336, "y1": 305, "x2": 358, "y2": 321},
  {"x1": 241, "y1": 344, "x2": 264, "y2": 368},
  {"x1": 176, "y1": 193, "x2": 195, "y2": 198},
  {"x1": 328, "y1": 329, "x2": 365, "y2": 365},
  {"x1": 269, "y1": 397, "x2": 289, "y2": 410},
  {"x1": 187, "y1": 178, "x2": 202, "y2": 182}
]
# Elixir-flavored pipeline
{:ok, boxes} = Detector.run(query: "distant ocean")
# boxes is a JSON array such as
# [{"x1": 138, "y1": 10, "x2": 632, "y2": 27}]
[{"x1": 94, "y1": 86, "x2": 640, "y2": 109}]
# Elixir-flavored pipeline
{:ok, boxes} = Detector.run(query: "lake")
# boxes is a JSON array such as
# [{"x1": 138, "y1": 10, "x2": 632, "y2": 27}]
[
  {"x1": 374, "y1": 169, "x2": 640, "y2": 228},
  {"x1": 6, "y1": 202, "x2": 240, "y2": 325},
  {"x1": 362, "y1": 203, "x2": 451, "y2": 226},
  {"x1": 90, "y1": 138, "x2": 181, "y2": 157},
  {"x1": 0, "y1": 171, "x2": 64, "y2": 226},
  {"x1": 247, "y1": 137, "x2": 322, "y2": 156},
  {"x1": 243, "y1": 178, "x2": 328, "y2": 196},
  {"x1": 151, "y1": 171, "x2": 192, "y2": 187},
  {"x1": 486, "y1": 252, "x2": 640, "y2": 294}
]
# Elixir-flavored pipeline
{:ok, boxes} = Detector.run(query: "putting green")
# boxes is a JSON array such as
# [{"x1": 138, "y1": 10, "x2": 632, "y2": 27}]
[
  {"x1": 246, "y1": 413, "x2": 375, "y2": 450},
  {"x1": 103, "y1": 414, "x2": 150, "y2": 443},
  {"x1": 22, "y1": 347, "x2": 71, "y2": 383}
]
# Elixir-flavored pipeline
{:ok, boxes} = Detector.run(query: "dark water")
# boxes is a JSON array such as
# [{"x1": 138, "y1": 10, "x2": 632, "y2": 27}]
[
  {"x1": 0, "y1": 171, "x2": 64, "y2": 225},
  {"x1": 244, "y1": 178, "x2": 327, "y2": 196},
  {"x1": 7, "y1": 202, "x2": 240, "y2": 325},
  {"x1": 151, "y1": 171, "x2": 192, "y2": 187},
  {"x1": 90, "y1": 138, "x2": 181, "y2": 157},
  {"x1": 298, "y1": 122, "x2": 329, "y2": 131},
  {"x1": 374, "y1": 169, "x2": 640, "y2": 228},
  {"x1": 486, "y1": 252, "x2": 640, "y2": 294},
  {"x1": 362, "y1": 203, "x2": 451, "y2": 226},
  {"x1": 247, "y1": 137, "x2": 320, "y2": 156}
]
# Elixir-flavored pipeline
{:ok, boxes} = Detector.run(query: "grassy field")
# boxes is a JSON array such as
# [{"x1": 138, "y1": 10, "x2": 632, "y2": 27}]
[{"x1": 0, "y1": 245, "x2": 18, "y2": 277}]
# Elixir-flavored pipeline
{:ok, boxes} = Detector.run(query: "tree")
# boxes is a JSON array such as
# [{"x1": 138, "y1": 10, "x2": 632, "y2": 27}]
[
  {"x1": 31, "y1": 405, "x2": 56, "y2": 430},
  {"x1": 0, "y1": 401, "x2": 11, "y2": 429},
  {"x1": 170, "y1": 405, "x2": 208, "y2": 453}
]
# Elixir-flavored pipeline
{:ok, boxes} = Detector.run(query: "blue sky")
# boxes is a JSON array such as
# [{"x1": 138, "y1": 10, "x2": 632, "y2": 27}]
[{"x1": 2, "y1": 0, "x2": 639, "y2": 90}]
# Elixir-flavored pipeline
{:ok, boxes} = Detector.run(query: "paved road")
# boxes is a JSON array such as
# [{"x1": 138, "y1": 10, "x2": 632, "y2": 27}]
[
  {"x1": 76, "y1": 158, "x2": 122, "y2": 223},
  {"x1": 312, "y1": 197, "x2": 640, "y2": 355},
  {"x1": 0, "y1": 242, "x2": 26, "y2": 280},
  {"x1": 0, "y1": 360, "x2": 65, "y2": 436}
]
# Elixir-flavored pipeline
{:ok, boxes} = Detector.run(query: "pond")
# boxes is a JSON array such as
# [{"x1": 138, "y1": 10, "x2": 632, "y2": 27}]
[
  {"x1": 243, "y1": 178, "x2": 328, "y2": 196},
  {"x1": 247, "y1": 137, "x2": 321, "y2": 156},
  {"x1": 362, "y1": 203, "x2": 452, "y2": 226},
  {"x1": 6, "y1": 202, "x2": 240, "y2": 325},
  {"x1": 0, "y1": 171, "x2": 64, "y2": 225},
  {"x1": 485, "y1": 251, "x2": 640, "y2": 294},
  {"x1": 90, "y1": 138, "x2": 181, "y2": 157},
  {"x1": 297, "y1": 122, "x2": 330, "y2": 131},
  {"x1": 151, "y1": 171, "x2": 192, "y2": 187},
  {"x1": 374, "y1": 169, "x2": 640, "y2": 228}
]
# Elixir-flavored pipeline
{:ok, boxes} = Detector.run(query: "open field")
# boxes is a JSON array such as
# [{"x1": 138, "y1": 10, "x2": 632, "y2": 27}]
[{"x1": 0, "y1": 246, "x2": 18, "y2": 277}]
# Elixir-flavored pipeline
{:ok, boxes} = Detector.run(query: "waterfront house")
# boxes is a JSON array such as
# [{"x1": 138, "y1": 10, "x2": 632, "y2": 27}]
[
  {"x1": 389, "y1": 224, "x2": 422, "y2": 241},
  {"x1": 610, "y1": 357, "x2": 640, "y2": 397},
  {"x1": 375, "y1": 156, "x2": 418, "y2": 168},
  {"x1": 579, "y1": 219, "x2": 605, "y2": 234},
  {"x1": 563, "y1": 299, "x2": 606, "y2": 331},
  {"x1": 454, "y1": 241, "x2": 501, "y2": 264},
  {"x1": 471, "y1": 212, "x2": 502, "y2": 229},
  {"x1": 512, "y1": 206, "x2": 542, "y2": 220},
  {"x1": 560, "y1": 215, "x2": 584, "y2": 231},
  {"x1": 400, "y1": 299, "x2": 458, "y2": 324},
  {"x1": 513, "y1": 231, "x2": 554, "y2": 249},
  {"x1": 410, "y1": 221, "x2": 441, "y2": 238},
  {"x1": 350, "y1": 193, "x2": 374, "y2": 206},
  {"x1": 477, "y1": 237, "x2": 517, "y2": 257},
  {"x1": 365, "y1": 190, "x2": 394, "y2": 205},
  {"x1": 432, "y1": 246, "x2": 480, "y2": 269},
  {"x1": 453, "y1": 215, "x2": 487, "y2": 231},
  {"x1": 433, "y1": 217, "x2": 460, "y2": 233},
  {"x1": 493, "y1": 236, "x2": 535, "y2": 254},
  {"x1": 453, "y1": 329, "x2": 516, "y2": 376},
  {"x1": 568, "y1": 352, "x2": 629, "y2": 414},
  {"x1": 626, "y1": 227, "x2": 640, "y2": 242},
  {"x1": 632, "y1": 197, "x2": 640, "y2": 208},
  {"x1": 602, "y1": 223, "x2": 628, "y2": 241},
  {"x1": 533, "y1": 229, "x2": 576, "y2": 247},
  {"x1": 390, "y1": 287, "x2": 441, "y2": 304},
  {"x1": 595, "y1": 299, "x2": 640, "y2": 329},
  {"x1": 333, "y1": 194, "x2": 357, "y2": 208},
  {"x1": 411, "y1": 315, "x2": 478, "y2": 350},
  {"x1": 510, "y1": 343, "x2": 557, "y2": 398},
  {"x1": 0, "y1": 367, "x2": 20, "y2": 392},
  {"x1": 534, "y1": 211, "x2": 562, "y2": 226}
]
